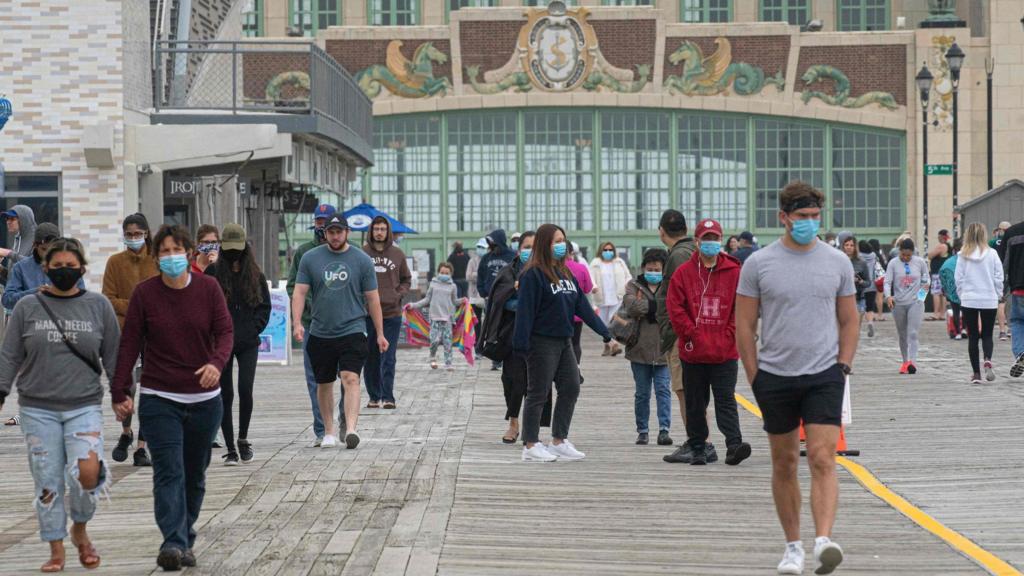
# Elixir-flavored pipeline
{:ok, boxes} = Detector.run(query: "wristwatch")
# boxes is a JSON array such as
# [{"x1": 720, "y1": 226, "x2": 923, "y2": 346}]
[{"x1": 837, "y1": 362, "x2": 853, "y2": 375}]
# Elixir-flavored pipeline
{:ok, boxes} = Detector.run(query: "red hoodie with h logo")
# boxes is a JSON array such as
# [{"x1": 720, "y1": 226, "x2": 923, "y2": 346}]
[{"x1": 665, "y1": 251, "x2": 741, "y2": 364}]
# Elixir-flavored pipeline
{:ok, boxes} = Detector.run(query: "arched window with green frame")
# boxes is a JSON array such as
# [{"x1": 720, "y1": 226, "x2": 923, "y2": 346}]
[
  {"x1": 679, "y1": 0, "x2": 731, "y2": 22},
  {"x1": 242, "y1": 0, "x2": 263, "y2": 37},
  {"x1": 369, "y1": 0, "x2": 420, "y2": 25},
  {"x1": 836, "y1": 0, "x2": 888, "y2": 31},
  {"x1": 446, "y1": 0, "x2": 497, "y2": 23},
  {"x1": 290, "y1": 0, "x2": 341, "y2": 36},
  {"x1": 759, "y1": 0, "x2": 810, "y2": 25}
]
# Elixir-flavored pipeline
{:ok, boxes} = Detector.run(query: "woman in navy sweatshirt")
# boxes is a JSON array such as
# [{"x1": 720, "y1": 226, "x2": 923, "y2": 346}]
[
  {"x1": 514, "y1": 223, "x2": 612, "y2": 463},
  {"x1": 111, "y1": 225, "x2": 233, "y2": 572}
]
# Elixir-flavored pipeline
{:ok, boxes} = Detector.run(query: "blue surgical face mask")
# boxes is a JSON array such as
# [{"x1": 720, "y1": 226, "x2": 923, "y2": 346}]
[
  {"x1": 789, "y1": 218, "x2": 821, "y2": 245},
  {"x1": 512, "y1": 241, "x2": 520, "y2": 252},
  {"x1": 437, "y1": 274, "x2": 451, "y2": 282},
  {"x1": 553, "y1": 242, "x2": 567, "y2": 259},
  {"x1": 699, "y1": 241, "x2": 721, "y2": 257},
  {"x1": 125, "y1": 238, "x2": 145, "y2": 252},
  {"x1": 602, "y1": 250, "x2": 614, "y2": 261},
  {"x1": 644, "y1": 271, "x2": 663, "y2": 284},
  {"x1": 519, "y1": 248, "x2": 531, "y2": 263},
  {"x1": 159, "y1": 254, "x2": 189, "y2": 278},
  {"x1": 476, "y1": 247, "x2": 487, "y2": 257}
]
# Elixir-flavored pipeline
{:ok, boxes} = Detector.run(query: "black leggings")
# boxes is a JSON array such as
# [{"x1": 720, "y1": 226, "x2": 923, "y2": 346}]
[
  {"x1": 950, "y1": 302, "x2": 963, "y2": 334},
  {"x1": 220, "y1": 346, "x2": 258, "y2": 452},
  {"x1": 962, "y1": 307, "x2": 996, "y2": 374}
]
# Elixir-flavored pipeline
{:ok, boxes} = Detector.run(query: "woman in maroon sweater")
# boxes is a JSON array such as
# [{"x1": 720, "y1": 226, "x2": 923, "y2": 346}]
[{"x1": 111, "y1": 225, "x2": 233, "y2": 572}]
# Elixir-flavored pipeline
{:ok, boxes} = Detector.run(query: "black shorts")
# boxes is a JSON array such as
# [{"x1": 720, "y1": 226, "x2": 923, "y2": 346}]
[
  {"x1": 306, "y1": 333, "x2": 368, "y2": 383},
  {"x1": 751, "y1": 364, "x2": 844, "y2": 434},
  {"x1": 864, "y1": 293, "x2": 878, "y2": 313}
]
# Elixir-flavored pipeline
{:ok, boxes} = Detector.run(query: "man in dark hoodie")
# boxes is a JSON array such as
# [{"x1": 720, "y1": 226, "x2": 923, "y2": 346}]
[
  {"x1": 0, "y1": 204, "x2": 37, "y2": 290},
  {"x1": 476, "y1": 229, "x2": 516, "y2": 370},
  {"x1": 999, "y1": 219, "x2": 1024, "y2": 377},
  {"x1": 363, "y1": 215, "x2": 411, "y2": 408}
]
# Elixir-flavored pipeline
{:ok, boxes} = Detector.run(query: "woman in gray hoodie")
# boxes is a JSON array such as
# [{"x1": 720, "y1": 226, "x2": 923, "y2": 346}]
[{"x1": 0, "y1": 237, "x2": 120, "y2": 572}]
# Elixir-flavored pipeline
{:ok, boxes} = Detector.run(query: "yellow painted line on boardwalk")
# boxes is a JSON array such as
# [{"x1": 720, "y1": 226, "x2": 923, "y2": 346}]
[{"x1": 734, "y1": 392, "x2": 1022, "y2": 576}]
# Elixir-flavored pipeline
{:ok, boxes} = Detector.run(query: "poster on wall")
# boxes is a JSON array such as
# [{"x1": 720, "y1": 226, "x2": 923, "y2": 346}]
[{"x1": 258, "y1": 287, "x2": 291, "y2": 365}]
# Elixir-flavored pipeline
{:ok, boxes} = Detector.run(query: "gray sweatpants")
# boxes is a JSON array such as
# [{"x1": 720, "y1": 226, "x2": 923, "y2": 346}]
[{"x1": 893, "y1": 303, "x2": 923, "y2": 362}]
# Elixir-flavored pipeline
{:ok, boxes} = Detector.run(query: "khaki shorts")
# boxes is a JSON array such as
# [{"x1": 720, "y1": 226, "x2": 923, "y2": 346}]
[{"x1": 667, "y1": 350, "x2": 684, "y2": 392}]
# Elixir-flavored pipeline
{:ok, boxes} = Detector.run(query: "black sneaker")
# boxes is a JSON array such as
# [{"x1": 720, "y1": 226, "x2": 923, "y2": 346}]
[
  {"x1": 636, "y1": 432, "x2": 649, "y2": 445},
  {"x1": 690, "y1": 445, "x2": 707, "y2": 465},
  {"x1": 663, "y1": 443, "x2": 694, "y2": 463},
  {"x1": 657, "y1": 430, "x2": 673, "y2": 446},
  {"x1": 133, "y1": 448, "x2": 152, "y2": 467},
  {"x1": 157, "y1": 547, "x2": 183, "y2": 571},
  {"x1": 725, "y1": 442, "x2": 752, "y2": 466},
  {"x1": 181, "y1": 549, "x2": 196, "y2": 568},
  {"x1": 705, "y1": 442, "x2": 718, "y2": 463},
  {"x1": 223, "y1": 451, "x2": 239, "y2": 466},
  {"x1": 238, "y1": 439, "x2": 254, "y2": 463},
  {"x1": 345, "y1": 432, "x2": 361, "y2": 449},
  {"x1": 112, "y1": 431, "x2": 133, "y2": 462},
  {"x1": 1011, "y1": 353, "x2": 1024, "y2": 378}
]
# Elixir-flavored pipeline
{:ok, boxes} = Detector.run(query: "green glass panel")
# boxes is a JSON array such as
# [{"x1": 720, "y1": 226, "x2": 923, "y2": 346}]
[
  {"x1": 754, "y1": 118, "x2": 824, "y2": 228},
  {"x1": 371, "y1": 115, "x2": 442, "y2": 233},
  {"x1": 523, "y1": 110, "x2": 594, "y2": 232},
  {"x1": 600, "y1": 110, "x2": 671, "y2": 232},
  {"x1": 447, "y1": 112, "x2": 518, "y2": 233},
  {"x1": 677, "y1": 113, "x2": 747, "y2": 230},
  {"x1": 831, "y1": 127, "x2": 901, "y2": 229}
]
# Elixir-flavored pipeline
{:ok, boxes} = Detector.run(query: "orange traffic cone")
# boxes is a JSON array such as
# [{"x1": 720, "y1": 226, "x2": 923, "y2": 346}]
[{"x1": 798, "y1": 421, "x2": 859, "y2": 457}]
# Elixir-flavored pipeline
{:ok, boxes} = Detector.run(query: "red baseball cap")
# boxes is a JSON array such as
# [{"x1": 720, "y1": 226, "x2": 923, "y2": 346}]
[{"x1": 695, "y1": 218, "x2": 723, "y2": 240}]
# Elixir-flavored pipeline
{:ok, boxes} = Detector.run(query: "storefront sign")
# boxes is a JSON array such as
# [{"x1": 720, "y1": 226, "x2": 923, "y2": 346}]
[
  {"x1": 258, "y1": 287, "x2": 291, "y2": 365},
  {"x1": 166, "y1": 176, "x2": 202, "y2": 197}
]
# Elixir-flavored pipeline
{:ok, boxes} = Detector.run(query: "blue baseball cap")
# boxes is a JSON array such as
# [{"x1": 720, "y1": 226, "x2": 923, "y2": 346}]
[
  {"x1": 313, "y1": 204, "x2": 337, "y2": 220},
  {"x1": 2, "y1": 209, "x2": 18, "y2": 218}
]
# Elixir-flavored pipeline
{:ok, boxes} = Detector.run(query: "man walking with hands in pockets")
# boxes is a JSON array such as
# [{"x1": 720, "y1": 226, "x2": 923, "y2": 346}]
[
  {"x1": 735, "y1": 182, "x2": 859, "y2": 575},
  {"x1": 291, "y1": 215, "x2": 389, "y2": 449}
]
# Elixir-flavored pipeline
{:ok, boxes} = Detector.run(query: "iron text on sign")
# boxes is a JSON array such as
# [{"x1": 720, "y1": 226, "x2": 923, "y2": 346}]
[{"x1": 925, "y1": 164, "x2": 954, "y2": 176}]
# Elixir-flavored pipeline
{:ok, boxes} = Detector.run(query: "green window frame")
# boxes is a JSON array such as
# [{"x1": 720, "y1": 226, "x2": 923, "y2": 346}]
[
  {"x1": 370, "y1": 116, "x2": 443, "y2": 233},
  {"x1": 753, "y1": 118, "x2": 825, "y2": 228},
  {"x1": 677, "y1": 114, "x2": 748, "y2": 230},
  {"x1": 446, "y1": 0, "x2": 497, "y2": 22},
  {"x1": 759, "y1": 0, "x2": 810, "y2": 25},
  {"x1": 600, "y1": 110, "x2": 671, "y2": 232},
  {"x1": 836, "y1": 0, "x2": 888, "y2": 31},
  {"x1": 601, "y1": 0, "x2": 651, "y2": 6},
  {"x1": 369, "y1": 0, "x2": 420, "y2": 25},
  {"x1": 523, "y1": 111, "x2": 594, "y2": 232},
  {"x1": 831, "y1": 127, "x2": 902, "y2": 228},
  {"x1": 290, "y1": 0, "x2": 341, "y2": 37},
  {"x1": 447, "y1": 112, "x2": 518, "y2": 233},
  {"x1": 242, "y1": 0, "x2": 263, "y2": 37},
  {"x1": 680, "y1": 0, "x2": 731, "y2": 22}
]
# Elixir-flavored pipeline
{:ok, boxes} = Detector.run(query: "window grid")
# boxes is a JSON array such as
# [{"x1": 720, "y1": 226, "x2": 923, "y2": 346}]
[
  {"x1": 447, "y1": 112, "x2": 518, "y2": 233},
  {"x1": 837, "y1": 0, "x2": 888, "y2": 31},
  {"x1": 242, "y1": 0, "x2": 262, "y2": 36},
  {"x1": 677, "y1": 114, "x2": 748, "y2": 230},
  {"x1": 600, "y1": 110, "x2": 672, "y2": 232},
  {"x1": 447, "y1": 0, "x2": 497, "y2": 22},
  {"x1": 760, "y1": 0, "x2": 810, "y2": 25},
  {"x1": 523, "y1": 111, "x2": 594, "y2": 232},
  {"x1": 680, "y1": 0, "x2": 731, "y2": 22},
  {"x1": 754, "y1": 118, "x2": 825, "y2": 228},
  {"x1": 291, "y1": 0, "x2": 340, "y2": 36},
  {"x1": 371, "y1": 0, "x2": 419, "y2": 25},
  {"x1": 371, "y1": 116, "x2": 442, "y2": 233},
  {"x1": 831, "y1": 127, "x2": 902, "y2": 229}
]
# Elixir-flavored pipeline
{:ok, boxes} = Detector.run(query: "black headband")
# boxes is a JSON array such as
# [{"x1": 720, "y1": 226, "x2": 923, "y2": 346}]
[{"x1": 781, "y1": 197, "x2": 823, "y2": 213}]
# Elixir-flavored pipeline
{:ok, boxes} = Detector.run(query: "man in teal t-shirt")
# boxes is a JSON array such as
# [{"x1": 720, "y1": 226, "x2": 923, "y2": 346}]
[{"x1": 292, "y1": 215, "x2": 387, "y2": 450}]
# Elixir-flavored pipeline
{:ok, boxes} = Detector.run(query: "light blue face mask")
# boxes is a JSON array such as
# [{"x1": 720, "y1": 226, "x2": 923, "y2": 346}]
[
  {"x1": 437, "y1": 274, "x2": 451, "y2": 282},
  {"x1": 476, "y1": 247, "x2": 487, "y2": 257},
  {"x1": 125, "y1": 238, "x2": 145, "y2": 252},
  {"x1": 159, "y1": 254, "x2": 189, "y2": 278},
  {"x1": 644, "y1": 271, "x2": 663, "y2": 284},
  {"x1": 553, "y1": 242, "x2": 567, "y2": 259},
  {"x1": 602, "y1": 250, "x2": 614, "y2": 261},
  {"x1": 699, "y1": 241, "x2": 721, "y2": 257},
  {"x1": 512, "y1": 241, "x2": 519, "y2": 252},
  {"x1": 790, "y1": 218, "x2": 821, "y2": 245},
  {"x1": 519, "y1": 248, "x2": 531, "y2": 263}
]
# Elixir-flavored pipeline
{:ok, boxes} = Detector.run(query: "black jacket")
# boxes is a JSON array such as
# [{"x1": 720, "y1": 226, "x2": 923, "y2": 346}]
[
  {"x1": 208, "y1": 264, "x2": 272, "y2": 351},
  {"x1": 999, "y1": 221, "x2": 1024, "y2": 292},
  {"x1": 477, "y1": 229, "x2": 516, "y2": 298},
  {"x1": 478, "y1": 258, "x2": 522, "y2": 361},
  {"x1": 448, "y1": 249, "x2": 471, "y2": 281}
]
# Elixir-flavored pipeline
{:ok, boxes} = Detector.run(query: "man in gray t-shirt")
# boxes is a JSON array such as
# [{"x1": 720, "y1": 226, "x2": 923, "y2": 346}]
[
  {"x1": 735, "y1": 182, "x2": 859, "y2": 576},
  {"x1": 292, "y1": 215, "x2": 388, "y2": 451}
]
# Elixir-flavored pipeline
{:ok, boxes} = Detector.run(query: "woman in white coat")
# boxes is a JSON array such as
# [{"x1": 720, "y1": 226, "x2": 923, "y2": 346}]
[
  {"x1": 955, "y1": 222, "x2": 1005, "y2": 384},
  {"x1": 590, "y1": 241, "x2": 631, "y2": 355}
]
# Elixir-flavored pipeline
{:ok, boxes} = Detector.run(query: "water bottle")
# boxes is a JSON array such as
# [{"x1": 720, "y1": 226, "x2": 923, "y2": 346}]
[{"x1": 917, "y1": 287, "x2": 928, "y2": 302}]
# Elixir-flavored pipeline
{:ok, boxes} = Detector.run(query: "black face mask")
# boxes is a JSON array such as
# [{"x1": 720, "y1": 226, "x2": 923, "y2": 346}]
[
  {"x1": 47, "y1": 267, "x2": 83, "y2": 292},
  {"x1": 314, "y1": 227, "x2": 326, "y2": 243},
  {"x1": 222, "y1": 250, "x2": 244, "y2": 262}
]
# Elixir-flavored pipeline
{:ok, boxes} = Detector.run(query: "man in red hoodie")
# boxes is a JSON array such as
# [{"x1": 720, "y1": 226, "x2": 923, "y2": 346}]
[{"x1": 666, "y1": 218, "x2": 751, "y2": 466}]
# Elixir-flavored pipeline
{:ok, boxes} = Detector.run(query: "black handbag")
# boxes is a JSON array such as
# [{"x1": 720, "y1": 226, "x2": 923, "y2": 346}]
[{"x1": 34, "y1": 294, "x2": 103, "y2": 375}]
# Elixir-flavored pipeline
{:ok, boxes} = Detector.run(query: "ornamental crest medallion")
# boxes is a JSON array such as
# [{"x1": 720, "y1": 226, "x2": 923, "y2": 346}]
[{"x1": 519, "y1": 2, "x2": 595, "y2": 92}]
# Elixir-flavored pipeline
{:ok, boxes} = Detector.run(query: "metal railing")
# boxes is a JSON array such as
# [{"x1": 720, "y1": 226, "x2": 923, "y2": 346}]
[{"x1": 154, "y1": 40, "x2": 373, "y2": 147}]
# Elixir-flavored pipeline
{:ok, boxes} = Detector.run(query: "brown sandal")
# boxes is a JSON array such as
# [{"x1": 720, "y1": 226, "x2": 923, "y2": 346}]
[
  {"x1": 40, "y1": 557, "x2": 64, "y2": 573},
  {"x1": 70, "y1": 538, "x2": 100, "y2": 570}
]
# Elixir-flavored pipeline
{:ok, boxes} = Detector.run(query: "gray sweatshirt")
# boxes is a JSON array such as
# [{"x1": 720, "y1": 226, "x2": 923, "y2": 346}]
[
  {"x1": 884, "y1": 256, "x2": 929, "y2": 306},
  {"x1": 411, "y1": 277, "x2": 459, "y2": 323},
  {"x1": 0, "y1": 291, "x2": 120, "y2": 411}
]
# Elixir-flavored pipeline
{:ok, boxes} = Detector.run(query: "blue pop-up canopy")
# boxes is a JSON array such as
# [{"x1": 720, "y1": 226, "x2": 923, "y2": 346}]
[{"x1": 342, "y1": 203, "x2": 417, "y2": 234}]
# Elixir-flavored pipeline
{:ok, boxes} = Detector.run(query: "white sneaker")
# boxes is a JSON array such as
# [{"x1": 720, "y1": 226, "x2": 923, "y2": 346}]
[
  {"x1": 813, "y1": 539, "x2": 843, "y2": 575},
  {"x1": 778, "y1": 542, "x2": 805, "y2": 575},
  {"x1": 547, "y1": 440, "x2": 585, "y2": 461},
  {"x1": 321, "y1": 435, "x2": 338, "y2": 448},
  {"x1": 984, "y1": 361, "x2": 996, "y2": 382},
  {"x1": 522, "y1": 444, "x2": 557, "y2": 462},
  {"x1": 311, "y1": 436, "x2": 323, "y2": 448}
]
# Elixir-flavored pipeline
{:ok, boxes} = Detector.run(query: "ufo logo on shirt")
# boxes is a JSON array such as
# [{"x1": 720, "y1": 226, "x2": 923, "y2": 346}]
[{"x1": 322, "y1": 262, "x2": 350, "y2": 290}]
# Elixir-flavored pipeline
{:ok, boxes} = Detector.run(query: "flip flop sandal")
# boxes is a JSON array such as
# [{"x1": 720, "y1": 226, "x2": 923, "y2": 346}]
[
  {"x1": 71, "y1": 538, "x2": 101, "y2": 569},
  {"x1": 40, "y1": 557, "x2": 65, "y2": 573},
  {"x1": 502, "y1": 431, "x2": 519, "y2": 444}
]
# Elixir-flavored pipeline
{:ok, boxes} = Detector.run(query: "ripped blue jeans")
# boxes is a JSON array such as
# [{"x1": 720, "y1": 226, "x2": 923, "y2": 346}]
[{"x1": 20, "y1": 405, "x2": 107, "y2": 542}]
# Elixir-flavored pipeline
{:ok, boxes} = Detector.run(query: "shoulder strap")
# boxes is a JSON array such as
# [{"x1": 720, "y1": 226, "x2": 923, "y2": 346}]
[{"x1": 34, "y1": 294, "x2": 103, "y2": 375}]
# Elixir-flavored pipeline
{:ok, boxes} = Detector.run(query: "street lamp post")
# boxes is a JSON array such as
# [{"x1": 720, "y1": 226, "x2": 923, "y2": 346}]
[
  {"x1": 945, "y1": 42, "x2": 965, "y2": 238},
  {"x1": 916, "y1": 65, "x2": 933, "y2": 251},
  {"x1": 986, "y1": 57, "x2": 994, "y2": 192}
]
